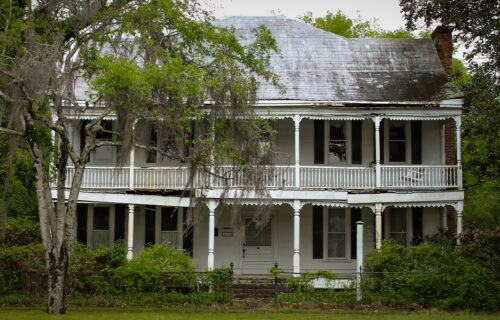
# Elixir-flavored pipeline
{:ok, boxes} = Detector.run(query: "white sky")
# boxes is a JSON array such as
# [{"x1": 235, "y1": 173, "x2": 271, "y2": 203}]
[{"x1": 203, "y1": 0, "x2": 408, "y2": 31}]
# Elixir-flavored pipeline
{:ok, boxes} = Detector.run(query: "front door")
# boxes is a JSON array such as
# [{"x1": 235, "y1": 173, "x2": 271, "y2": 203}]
[{"x1": 242, "y1": 218, "x2": 273, "y2": 274}]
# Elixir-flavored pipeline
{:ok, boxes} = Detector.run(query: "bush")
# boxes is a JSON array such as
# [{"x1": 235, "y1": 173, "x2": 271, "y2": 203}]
[
  {"x1": 362, "y1": 238, "x2": 500, "y2": 310},
  {"x1": 113, "y1": 245, "x2": 196, "y2": 293},
  {"x1": 0, "y1": 243, "x2": 45, "y2": 295},
  {"x1": 1, "y1": 217, "x2": 41, "y2": 247}
]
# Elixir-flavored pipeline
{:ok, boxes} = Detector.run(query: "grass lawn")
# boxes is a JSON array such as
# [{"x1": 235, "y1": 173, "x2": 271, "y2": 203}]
[{"x1": 0, "y1": 309, "x2": 499, "y2": 320}]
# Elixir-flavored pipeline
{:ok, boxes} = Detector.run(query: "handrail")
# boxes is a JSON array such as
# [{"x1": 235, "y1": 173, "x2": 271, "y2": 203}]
[{"x1": 60, "y1": 164, "x2": 460, "y2": 190}]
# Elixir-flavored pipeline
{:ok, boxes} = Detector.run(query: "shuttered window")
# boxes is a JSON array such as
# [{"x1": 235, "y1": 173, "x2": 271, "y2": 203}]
[
  {"x1": 312, "y1": 206, "x2": 323, "y2": 259},
  {"x1": 114, "y1": 204, "x2": 125, "y2": 241},
  {"x1": 76, "y1": 204, "x2": 88, "y2": 244},
  {"x1": 411, "y1": 121, "x2": 422, "y2": 164},
  {"x1": 351, "y1": 120, "x2": 362, "y2": 164},
  {"x1": 350, "y1": 208, "x2": 362, "y2": 259},
  {"x1": 145, "y1": 206, "x2": 156, "y2": 247},
  {"x1": 314, "y1": 120, "x2": 324, "y2": 164}
]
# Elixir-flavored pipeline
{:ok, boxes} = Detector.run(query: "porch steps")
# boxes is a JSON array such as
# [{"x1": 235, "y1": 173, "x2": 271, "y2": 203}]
[{"x1": 232, "y1": 275, "x2": 278, "y2": 308}]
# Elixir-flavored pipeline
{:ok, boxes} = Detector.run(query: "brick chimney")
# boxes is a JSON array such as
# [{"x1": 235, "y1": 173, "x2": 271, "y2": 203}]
[
  {"x1": 432, "y1": 26, "x2": 458, "y2": 230},
  {"x1": 431, "y1": 26, "x2": 453, "y2": 78}
]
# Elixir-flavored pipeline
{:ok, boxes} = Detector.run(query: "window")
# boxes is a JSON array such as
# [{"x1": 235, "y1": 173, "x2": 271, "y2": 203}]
[
  {"x1": 92, "y1": 206, "x2": 110, "y2": 249},
  {"x1": 388, "y1": 121, "x2": 406, "y2": 162},
  {"x1": 327, "y1": 208, "x2": 346, "y2": 258},
  {"x1": 329, "y1": 121, "x2": 347, "y2": 163},
  {"x1": 93, "y1": 120, "x2": 114, "y2": 163},
  {"x1": 161, "y1": 207, "x2": 179, "y2": 246},
  {"x1": 389, "y1": 208, "x2": 407, "y2": 246}
]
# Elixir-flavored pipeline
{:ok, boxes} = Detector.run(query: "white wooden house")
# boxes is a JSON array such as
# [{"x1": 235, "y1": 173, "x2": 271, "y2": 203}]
[{"x1": 53, "y1": 17, "x2": 464, "y2": 275}]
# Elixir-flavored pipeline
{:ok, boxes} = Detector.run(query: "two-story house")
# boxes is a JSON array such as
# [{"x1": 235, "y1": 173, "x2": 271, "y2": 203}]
[{"x1": 53, "y1": 17, "x2": 464, "y2": 275}]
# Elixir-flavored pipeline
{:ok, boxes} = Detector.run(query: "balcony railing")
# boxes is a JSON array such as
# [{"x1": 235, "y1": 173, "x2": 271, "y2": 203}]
[
  {"x1": 381, "y1": 165, "x2": 459, "y2": 189},
  {"x1": 60, "y1": 165, "x2": 460, "y2": 191}
]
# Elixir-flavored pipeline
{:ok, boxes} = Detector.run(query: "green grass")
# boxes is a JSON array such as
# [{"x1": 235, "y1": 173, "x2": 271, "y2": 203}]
[{"x1": 0, "y1": 309, "x2": 499, "y2": 320}]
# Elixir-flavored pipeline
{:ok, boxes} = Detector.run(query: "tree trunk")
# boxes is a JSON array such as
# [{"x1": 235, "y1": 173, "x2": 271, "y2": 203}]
[{"x1": 46, "y1": 244, "x2": 69, "y2": 314}]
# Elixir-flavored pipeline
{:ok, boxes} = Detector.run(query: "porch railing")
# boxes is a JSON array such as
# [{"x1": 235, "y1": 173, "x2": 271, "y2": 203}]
[
  {"x1": 300, "y1": 166, "x2": 375, "y2": 189},
  {"x1": 381, "y1": 165, "x2": 459, "y2": 188},
  {"x1": 61, "y1": 164, "x2": 460, "y2": 190}
]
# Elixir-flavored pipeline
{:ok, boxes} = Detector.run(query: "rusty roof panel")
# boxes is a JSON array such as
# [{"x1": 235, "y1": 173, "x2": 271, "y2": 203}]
[{"x1": 216, "y1": 16, "x2": 462, "y2": 102}]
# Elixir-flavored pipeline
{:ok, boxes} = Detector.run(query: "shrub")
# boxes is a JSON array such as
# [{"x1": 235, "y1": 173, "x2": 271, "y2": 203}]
[
  {"x1": 1, "y1": 217, "x2": 41, "y2": 247},
  {"x1": 362, "y1": 238, "x2": 500, "y2": 310},
  {"x1": 114, "y1": 245, "x2": 196, "y2": 293}
]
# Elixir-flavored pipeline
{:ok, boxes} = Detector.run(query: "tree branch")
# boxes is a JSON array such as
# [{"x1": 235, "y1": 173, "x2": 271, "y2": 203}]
[{"x1": 0, "y1": 127, "x2": 24, "y2": 136}]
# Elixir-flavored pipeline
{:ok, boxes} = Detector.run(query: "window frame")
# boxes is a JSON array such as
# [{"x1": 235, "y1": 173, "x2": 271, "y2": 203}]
[
  {"x1": 91, "y1": 120, "x2": 116, "y2": 164},
  {"x1": 323, "y1": 207, "x2": 351, "y2": 260},
  {"x1": 385, "y1": 207, "x2": 412, "y2": 247},
  {"x1": 384, "y1": 120, "x2": 411, "y2": 164},
  {"x1": 325, "y1": 120, "x2": 351, "y2": 165}
]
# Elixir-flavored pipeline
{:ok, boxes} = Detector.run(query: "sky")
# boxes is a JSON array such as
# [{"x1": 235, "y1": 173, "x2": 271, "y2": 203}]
[{"x1": 203, "y1": 0, "x2": 409, "y2": 31}]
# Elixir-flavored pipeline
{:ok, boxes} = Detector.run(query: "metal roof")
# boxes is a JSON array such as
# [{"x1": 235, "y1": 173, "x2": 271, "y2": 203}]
[{"x1": 215, "y1": 16, "x2": 463, "y2": 103}]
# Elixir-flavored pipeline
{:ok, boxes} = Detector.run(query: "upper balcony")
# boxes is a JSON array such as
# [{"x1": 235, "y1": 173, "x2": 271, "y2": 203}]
[
  {"x1": 64, "y1": 164, "x2": 460, "y2": 191},
  {"x1": 60, "y1": 113, "x2": 463, "y2": 193}
]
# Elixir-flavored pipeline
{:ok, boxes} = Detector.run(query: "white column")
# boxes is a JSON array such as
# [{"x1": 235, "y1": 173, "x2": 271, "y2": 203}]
[
  {"x1": 293, "y1": 115, "x2": 301, "y2": 189},
  {"x1": 210, "y1": 121, "x2": 215, "y2": 187},
  {"x1": 456, "y1": 201, "x2": 463, "y2": 245},
  {"x1": 129, "y1": 145, "x2": 135, "y2": 190},
  {"x1": 356, "y1": 221, "x2": 364, "y2": 302},
  {"x1": 373, "y1": 116, "x2": 382, "y2": 188},
  {"x1": 207, "y1": 200, "x2": 217, "y2": 270},
  {"x1": 292, "y1": 200, "x2": 301, "y2": 276},
  {"x1": 441, "y1": 207, "x2": 448, "y2": 229},
  {"x1": 454, "y1": 116, "x2": 463, "y2": 188},
  {"x1": 126, "y1": 204, "x2": 135, "y2": 260},
  {"x1": 375, "y1": 203, "x2": 382, "y2": 250}
]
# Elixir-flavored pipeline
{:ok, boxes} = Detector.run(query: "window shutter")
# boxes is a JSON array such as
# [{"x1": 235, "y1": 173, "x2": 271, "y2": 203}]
[
  {"x1": 76, "y1": 204, "x2": 88, "y2": 244},
  {"x1": 314, "y1": 120, "x2": 324, "y2": 164},
  {"x1": 350, "y1": 208, "x2": 362, "y2": 259},
  {"x1": 145, "y1": 206, "x2": 156, "y2": 246},
  {"x1": 114, "y1": 204, "x2": 125, "y2": 241},
  {"x1": 411, "y1": 121, "x2": 422, "y2": 164},
  {"x1": 352, "y1": 120, "x2": 362, "y2": 164},
  {"x1": 412, "y1": 207, "x2": 423, "y2": 245},
  {"x1": 312, "y1": 206, "x2": 323, "y2": 259},
  {"x1": 183, "y1": 208, "x2": 194, "y2": 257}
]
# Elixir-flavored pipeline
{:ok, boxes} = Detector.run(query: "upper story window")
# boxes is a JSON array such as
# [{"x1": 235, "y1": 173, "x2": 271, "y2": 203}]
[
  {"x1": 329, "y1": 121, "x2": 347, "y2": 163},
  {"x1": 92, "y1": 120, "x2": 115, "y2": 164},
  {"x1": 388, "y1": 121, "x2": 406, "y2": 162}
]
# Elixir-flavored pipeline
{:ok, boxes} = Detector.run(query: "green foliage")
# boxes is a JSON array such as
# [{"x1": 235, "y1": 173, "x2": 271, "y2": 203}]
[
  {"x1": 0, "y1": 243, "x2": 45, "y2": 295},
  {"x1": 1, "y1": 217, "x2": 41, "y2": 247},
  {"x1": 298, "y1": 10, "x2": 416, "y2": 39},
  {"x1": 114, "y1": 245, "x2": 196, "y2": 293},
  {"x1": 362, "y1": 239, "x2": 500, "y2": 310}
]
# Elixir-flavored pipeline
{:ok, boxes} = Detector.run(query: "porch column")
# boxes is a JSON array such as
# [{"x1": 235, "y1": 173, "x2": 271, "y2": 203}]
[
  {"x1": 375, "y1": 203, "x2": 382, "y2": 250},
  {"x1": 456, "y1": 201, "x2": 463, "y2": 245},
  {"x1": 129, "y1": 145, "x2": 135, "y2": 190},
  {"x1": 293, "y1": 115, "x2": 301, "y2": 188},
  {"x1": 293, "y1": 200, "x2": 301, "y2": 276},
  {"x1": 129, "y1": 120, "x2": 137, "y2": 190},
  {"x1": 454, "y1": 116, "x2": 463, "y2": 188},
  {"x1": 126, "y1": 204, "x2": 135, "y2": 260},
  {"x1": 207, "y1": 200, "x2": 217, "y2": 270},
  {"x1": 373, "y1": 116, "x2": 382, "y2": 188}
]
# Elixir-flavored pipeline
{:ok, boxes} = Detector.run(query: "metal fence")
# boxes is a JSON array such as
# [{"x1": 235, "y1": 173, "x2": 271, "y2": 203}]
[{"x1": 0, "y1": 267, "x2": 234, "y2": 304}]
